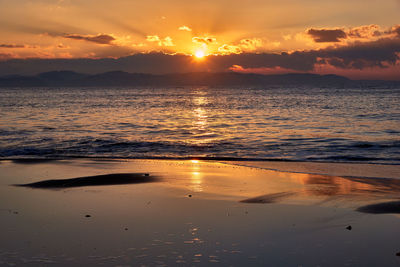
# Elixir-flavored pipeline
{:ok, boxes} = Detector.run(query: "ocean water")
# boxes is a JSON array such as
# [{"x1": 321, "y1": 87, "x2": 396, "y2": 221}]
[{"x1": 0, "y1": 86, "x2": 399, "y2": 163}]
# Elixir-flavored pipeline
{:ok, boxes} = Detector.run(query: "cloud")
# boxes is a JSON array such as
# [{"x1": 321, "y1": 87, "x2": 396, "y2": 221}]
[
  {"x1": 307, "y1": 28, "x2": 347, "y2": 42},
  {"x1": 63, "y1": 34, "x2": 116, "y2": 45},
  {"x1": 218, "y1": 44, "x2": 242, "y2": 54},
  {"x1": 315, "y1": 37, "x2": 400, "y2": 69},
  {"x1": 146, "y1": 35, "x2": 160, "y2": 42},
  {"x1": 162, "y1": 37, "x2": 174, "y2": 47},
  {"x1": 283, "y1": 34, "x2": 292, "y2": 41},
  {"x1": 306, "y1": 25, "x2": 398, "y2": 44},
  {"x1": 192, "y1": 36, "x2": 217, "y2": 45},
  {"x1": 388, "y1": 25, "x2": 400, "y2": 37},
  {"x1": 0, "y1": 30, "x2": 399, "y2": 80},
  {"x1": 0, "y1": 53, "x2": 13, "y2": 60},
  {"x1": 178, "y1": 26, "x2": 192, "y2": 32},
  {"x1": 57, "y1": 43, "x2": 69, "y2": 49},
  {"x1": 239, "y1": 38, "x2": 263, "y2": 50},
  {"x1": 146, "y1": 35, "x2": 175, "y2": 46},
  {"x1": 0, "y1": 44, "x2": 26, "y2": 48},
  {"x1": 347, "y1": 25, "x2": 382, "y2": 39},
  {"x1": 229, "y1": 65, "x2": 303, "y2": 75}
]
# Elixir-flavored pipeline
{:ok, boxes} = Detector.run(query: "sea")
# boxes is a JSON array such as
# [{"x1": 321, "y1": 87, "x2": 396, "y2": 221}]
[{"x1": 1, "y1": 86, "x2": 399, "y2": 164}]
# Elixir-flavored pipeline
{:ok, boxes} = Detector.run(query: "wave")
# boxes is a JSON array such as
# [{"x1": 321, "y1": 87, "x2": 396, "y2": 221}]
[{"x1": 1, "y1": 137, "x2": 399, "y2": 164}]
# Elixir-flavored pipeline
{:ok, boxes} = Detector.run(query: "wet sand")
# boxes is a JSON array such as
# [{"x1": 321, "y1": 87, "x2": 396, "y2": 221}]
[{"x1": 1, "y1": 159, "x2": 400, "y2": 266}]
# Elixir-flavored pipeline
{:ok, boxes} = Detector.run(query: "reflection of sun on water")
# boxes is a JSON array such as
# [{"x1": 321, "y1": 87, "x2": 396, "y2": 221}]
[
  {"x1": 190, "y1": 92, "x2": 212, "y2": 145},
  {"x1": 194, "y1": 108, "x2": 208, "y2": 130}
]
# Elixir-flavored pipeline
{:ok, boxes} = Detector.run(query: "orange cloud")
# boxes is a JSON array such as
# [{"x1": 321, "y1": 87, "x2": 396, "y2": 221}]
[
  {"x1": 347, "y1": 24, "x2": 382, "y2": 39},
  {"x1": 146, "y1": 35, "x2": 160, "y2": 42},
  {"x1": 229, "y1": 64, "x2": 302, "y2": 75},
  {"x1": 178, "y1": 26, "x2": 192, "y2": 32},
  {"x1": 218, "y1": 44, "x2": 241, "y2": 54},
  {"x1": 146, "y1": 35, "x2": 175, "y2": 46},
  {"x1": 0, "y1": 53, "x2": 14, "y2": 60},
  {"x1": 239, "y1": 38, "x2": 263, "y2": 50},
  {"x1": 388, "y1": 25, "x2": 400, "y2": 37}
]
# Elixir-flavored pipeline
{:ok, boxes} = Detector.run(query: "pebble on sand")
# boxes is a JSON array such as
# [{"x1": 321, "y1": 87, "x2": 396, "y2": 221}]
[{"x1": 346, "y1": 225, "x2": 352, "y2": 230}]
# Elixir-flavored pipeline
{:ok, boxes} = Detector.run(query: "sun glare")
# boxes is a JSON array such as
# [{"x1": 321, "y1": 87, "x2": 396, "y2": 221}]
[{"x1": 195, "y1": 50, "x2": 205, "y2": 59}]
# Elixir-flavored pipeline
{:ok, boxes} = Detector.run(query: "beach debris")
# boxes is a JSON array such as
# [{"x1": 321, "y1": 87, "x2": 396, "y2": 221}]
[
  {"x1": 85, "y1": 214, "x2": 91, "y2": 218},
  {"x1": 346, "y1": 225, "x2": 352, "y2": 230}
]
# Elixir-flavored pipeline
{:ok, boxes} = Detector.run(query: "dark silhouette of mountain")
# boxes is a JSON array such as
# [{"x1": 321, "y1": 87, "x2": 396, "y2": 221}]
[
  {"x1": 37, "y1": 71, "x2": 87, "y2": 83},
  {"x1": 0, "y1": 71, "x2": 398, "y2": 87}
]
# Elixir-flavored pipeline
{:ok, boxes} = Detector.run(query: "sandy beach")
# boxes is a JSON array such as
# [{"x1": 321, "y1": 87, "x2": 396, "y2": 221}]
[{"x1": 1, "y1": 159, "x2": 400, "y2": 266}]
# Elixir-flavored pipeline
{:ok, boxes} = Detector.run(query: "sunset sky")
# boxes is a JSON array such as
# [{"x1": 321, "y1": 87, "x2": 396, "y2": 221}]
[{"x1": 1, "y1": 0, "x2": 400, "y2": 79}]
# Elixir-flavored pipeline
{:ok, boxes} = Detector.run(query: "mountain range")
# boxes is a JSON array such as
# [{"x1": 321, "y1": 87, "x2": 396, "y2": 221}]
[{"x1": 0, "y1": 71, "x2": 399, "y2": 87}]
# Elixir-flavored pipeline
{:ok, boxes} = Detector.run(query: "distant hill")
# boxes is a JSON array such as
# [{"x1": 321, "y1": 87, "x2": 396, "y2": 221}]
[{"x1": 0, "y1": 71, "x2": 399, "y2": 88}]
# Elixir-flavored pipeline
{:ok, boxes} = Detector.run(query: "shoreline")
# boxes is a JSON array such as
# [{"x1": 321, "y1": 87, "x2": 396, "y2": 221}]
[
  {"x1": 2, "y1": 156, "x2": 399, "y2": 165},
  {"x1": 2, "y1": 157, "x2": 399, "y2": 180}
]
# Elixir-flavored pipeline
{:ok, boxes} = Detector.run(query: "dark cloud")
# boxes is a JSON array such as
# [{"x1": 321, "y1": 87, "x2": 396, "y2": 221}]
[
  {"x1": 316, "y1": 37, "x2": 400, "y2": 69},
  {"x1": 63, "y1": 34, "x2": 116, "y2": 45},
  {"x1": 307, "y1": 28, "x2": 347, "y2": 42},
  {"x1": 0, "y1": 44, "x2": 26, "y2": 48}
]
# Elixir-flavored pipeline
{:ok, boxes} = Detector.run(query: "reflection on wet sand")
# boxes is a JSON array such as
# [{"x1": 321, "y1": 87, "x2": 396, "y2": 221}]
[
  {"x1": 226, "y1": 167, "x2": 400, "y2": 213},
  {"x1": 284, "y1": 172, "x2": 400, "y2": 201},
  {"x1": 158, "y1": 161, "x2": 400, "y2": 213},
  {"x1": 7, "y1": 159, "x2": 400, "y2": 212}
]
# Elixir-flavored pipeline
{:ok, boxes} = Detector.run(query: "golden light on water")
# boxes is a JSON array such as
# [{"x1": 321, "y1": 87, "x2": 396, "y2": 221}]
[{"x1": 190, "y1": 161, "x2": 203, "y2": 192}]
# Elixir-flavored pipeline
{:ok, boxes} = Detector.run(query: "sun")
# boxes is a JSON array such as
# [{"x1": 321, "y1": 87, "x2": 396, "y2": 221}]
[{"x1": 195, "y1": 50, "x2": 205, "y2": 59}]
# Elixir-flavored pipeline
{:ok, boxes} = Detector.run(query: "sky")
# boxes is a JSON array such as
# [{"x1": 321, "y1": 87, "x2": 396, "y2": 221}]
[{"x1": 0, "y1": 0, "x2": 399, "y2": 79}]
